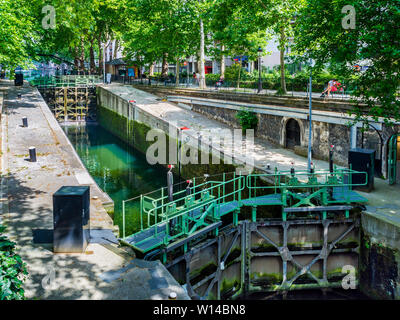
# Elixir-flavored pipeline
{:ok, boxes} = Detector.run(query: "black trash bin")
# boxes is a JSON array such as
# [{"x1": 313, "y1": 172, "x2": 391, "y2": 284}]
[
  {"x1": 348, "y1": 148, "x2": 375, "y2": 192},
  {"x1": 14, "y1": 73, "x2": 23, "y2": 86},
  {"x1": 53, "y1": 186, "x2": 90, "y2": 253}
]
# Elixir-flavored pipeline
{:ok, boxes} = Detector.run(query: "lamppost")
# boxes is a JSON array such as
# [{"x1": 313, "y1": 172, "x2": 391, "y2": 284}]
[
  {"x1": 103, "y1": 43, "x2": 106, "y2": 83},
  {"x1": 307, "y1": 58, "x2": 314, "y2": 172},
  {"x1": 257, "y1": 47, "x2": 263, "y2": 93}
]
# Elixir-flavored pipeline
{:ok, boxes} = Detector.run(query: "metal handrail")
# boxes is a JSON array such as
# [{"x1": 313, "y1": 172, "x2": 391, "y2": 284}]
[
  {"x1": 246, "y1": 169, "x2": 368, "y2": 192},
  {"x1": 147, "y1": 176, "x2": 245, "y2": 230},
  {"x1": 121, "y1": 168, "x2": 368, "y2": 240}
]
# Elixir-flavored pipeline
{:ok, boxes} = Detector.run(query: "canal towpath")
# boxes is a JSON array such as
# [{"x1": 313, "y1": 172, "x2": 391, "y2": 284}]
[{"x1": 0, "y1": 79, "x2": 189, "y2": 300}]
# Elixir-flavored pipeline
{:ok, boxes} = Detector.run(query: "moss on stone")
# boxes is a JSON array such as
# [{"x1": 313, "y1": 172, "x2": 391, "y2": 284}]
[{"x1": 221, "y1": 278, "x2": 240, "y2": 294}]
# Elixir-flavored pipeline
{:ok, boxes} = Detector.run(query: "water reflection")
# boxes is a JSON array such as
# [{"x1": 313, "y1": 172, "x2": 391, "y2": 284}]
[{"x1": 62, "y1": 123, "x2": 167, "y2": 233}]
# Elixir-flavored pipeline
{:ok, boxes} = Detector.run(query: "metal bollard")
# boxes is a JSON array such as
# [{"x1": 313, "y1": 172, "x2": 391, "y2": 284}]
[
  {"x1": 168, "y1": 292, "x2": 177, "y2": 300},
  {"x1": 29, "y1": 147, "x2": 37, "y2": 162},
  {"x1": 22, "y1": 117, "x2": 28, "y2": 127}
]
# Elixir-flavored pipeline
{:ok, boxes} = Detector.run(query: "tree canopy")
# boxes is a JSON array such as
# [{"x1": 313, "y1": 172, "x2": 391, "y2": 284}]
[
  {"x1": 0, "y1": 0, "x2": 398, "y2": 122},
  {"x1": 294, "y1": 0, "x2": 400, "y2": 123}
]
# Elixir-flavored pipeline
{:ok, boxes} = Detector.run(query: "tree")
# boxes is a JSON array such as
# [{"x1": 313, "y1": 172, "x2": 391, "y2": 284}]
[
  {"x1": 0, "y1": 0, "x2": 38, "y2": 69},
  {"x1": 294, "y1": 0, "x2": 400, "y2": 123},
  {"x1": 258, "y1": 0, "x2": 306, "y2": 95},
  {"x1": 123, "y1": 0, "x2": 199, "y2": 81},
  {"x1": 32, "y1": 0, "x2": 124, "y2": 74},
  {"x1": 208, "y1": 0, "x2": 269, "y2": 86}
]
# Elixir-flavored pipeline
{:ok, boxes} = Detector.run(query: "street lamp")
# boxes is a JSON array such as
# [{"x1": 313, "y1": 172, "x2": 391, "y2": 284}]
[
  {"x1": 307, "y1": 58, "x2": 314, "y2": 172},
  {"x1": 257, "y1": 47, "x2": 263, "y2": 93}
]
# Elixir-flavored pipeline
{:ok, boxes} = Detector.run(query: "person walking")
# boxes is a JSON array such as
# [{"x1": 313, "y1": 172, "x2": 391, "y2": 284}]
[
  {"x1": 192, "y1": 72, "x2": 197, "y2": 85},
  {"x1": 215, "y1": 75, "x2": 224, "y2": 90}
]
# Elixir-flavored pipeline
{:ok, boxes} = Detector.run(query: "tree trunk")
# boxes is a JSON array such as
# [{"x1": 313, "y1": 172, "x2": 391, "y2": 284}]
[
  {"x1": 113, "y1": 39, "x2": 119, "y2": 59},
  {"x1": 175, "y1": 59, "x2": 180, "y2": 86},
  {"x1": 74, "y1": 46, "x2": 79, "y2": 73},
  {"x1": 199, "y1": 18, "x2": 206, "y2": 89},
  {"x1": 161, "y1": 53, "x2": 169, "y2": 78},
  {"x1": 237, "y1": 59, "x2": 241, "y2": 90},
  {"x1": 79, "y1": 37, "x2": 85, "y2": 74},
  {"x1": 279, "y1": 26, "x2": 287, "y2": 94},
  {"x1": 98, "y1": 36, "x2": 103, "y2": 75},
  {"x1": 89, "y1": 40, "x2": 95, "y2": 74},
  {"x1": 149, "y1": 62, "x2": 155, "y2": 76},
  {"x1": 220, "y1": 44, "x2": 226, "y2": 77}
]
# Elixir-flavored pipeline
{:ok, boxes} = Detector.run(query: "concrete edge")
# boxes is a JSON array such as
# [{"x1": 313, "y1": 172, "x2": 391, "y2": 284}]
[
  {"x1": 33, "y1": 84, "x2": 114, "y2": 207},
  {"x1": 0, "y1": 91, "x2": 9, "y2": 225},
  {"x1": 362, "y1": 210, "x2": 400, "y2": 229}
]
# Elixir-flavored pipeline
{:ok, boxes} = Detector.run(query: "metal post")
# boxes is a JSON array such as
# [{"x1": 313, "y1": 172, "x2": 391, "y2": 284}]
[
  {"x1": 140, "y1": 195, "x2": 143, "y2": 230},
  {"x1": 29, "y1": 147, "x2": 37, "y2": 162},
  {"x1": 187, "y1": 60, "x2": 189, "y2": 87},
  {"x1": 307, "y1": 60, "x2": 313, "y2": 172},
  {"x1": 122, "y1": 200, "x2": 126, "y2": 238},
  {"x1": 22, "y1": 117, "x2": 28, "y2": 127},
  {"x1": 257, "y1": 49, "x2": 262, "y2": 93},
  {"x1": 167, "y1": 166, "x2": 174, "y2": 202},
  {"x1": 103, "y1": 43, "x2": 106, "y2": 84}
]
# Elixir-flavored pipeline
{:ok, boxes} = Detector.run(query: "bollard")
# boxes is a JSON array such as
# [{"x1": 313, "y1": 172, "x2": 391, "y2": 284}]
[
  {"x1": 167, "y1": 165, "x2": 174, "y2": 202},
  {"x1": 186, "y1": 180, "x2": 192, "y2": 196},
  {"x1": 168, "y1": 292, "x2": 177, "y2": 300},
  {"x1": 22, "y1": 117, "x2": 28, "y2": 127},
  {"x1": 290, "y1": 161, "x2": 295, "y2": 176},
  {"x1": 29, "y1": 147, "x2": 37, "y2": 162}
]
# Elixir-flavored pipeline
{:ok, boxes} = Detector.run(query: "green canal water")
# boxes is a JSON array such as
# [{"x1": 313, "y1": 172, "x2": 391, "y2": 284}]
[{"x1": 62, "y1": 123, "x2": 168, "y2": 235}]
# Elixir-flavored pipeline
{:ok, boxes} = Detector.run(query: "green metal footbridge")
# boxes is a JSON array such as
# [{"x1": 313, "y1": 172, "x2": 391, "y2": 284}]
[{"x1": 120, "y1": 168, "x2": 368, "y2": 262}]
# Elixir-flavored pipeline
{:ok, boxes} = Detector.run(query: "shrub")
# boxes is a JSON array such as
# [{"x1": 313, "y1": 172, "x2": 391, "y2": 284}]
[
  {"x1": 205, "y1": 73, "x2": 221, "y2": 82},
  {"x1": 224, "y1": 64, "x2": 250, "y2": 81},
  {"x1": 236, "y1": 107, "x2": 258, "y2": 132},
  {"x1": 0, "y1": 225, "x2": 28, "y2": 300}
]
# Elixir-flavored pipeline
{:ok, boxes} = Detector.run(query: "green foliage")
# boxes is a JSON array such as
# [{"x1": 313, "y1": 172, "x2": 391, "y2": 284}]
[
  {"x1": 0, "y1": 225, "x2": 28, "y2": 300},
  {"x1": 224, "y1": 64, "x2": 249, "y2": 81},
  {"x1": 208, "y1": 0, "x2": 269, "y2": 61},
  {"x1": 214, "y1": 68, "x2": 354, "y2": 92},
  {"x1": 205, "y1": 73, "x2": 221, "y2": 81},
  {"x1": 0, "y1": 0, "x2": 38, "y2": 68},
  {"x1": 236, "y1": 108, "x2": 258, "y2": 131},
  {"x1": 123, "y1": 0, "x2": 199, "y2": 66},
  {"x1": 294, "y1": 0, "x2": 400, "y2": 123}
]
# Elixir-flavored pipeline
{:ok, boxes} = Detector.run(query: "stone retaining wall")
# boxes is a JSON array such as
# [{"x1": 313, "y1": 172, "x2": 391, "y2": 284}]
[{"x1": 96, "y1": 87, "x2": 238, "y2": 180}]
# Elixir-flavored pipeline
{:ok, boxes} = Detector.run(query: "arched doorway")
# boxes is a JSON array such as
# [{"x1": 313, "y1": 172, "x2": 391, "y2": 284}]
[
  {"x1": 388, "y1": 134, "x2": 400, "y2": 185},
  {"x1": 286, "y1": 119, "x2": 301, "y2": 149}
]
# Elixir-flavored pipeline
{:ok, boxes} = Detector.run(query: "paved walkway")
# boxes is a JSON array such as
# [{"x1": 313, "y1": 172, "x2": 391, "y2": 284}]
[
  {"x1": 129, "y1": 79, "x2": 353, "y2": 101},
  {"x1": 359, "y1": 179, "x2": 400, "y2": 228},
  {"x1": 102, "y1": 83, "x2": 332, "y2": 174},
  {"x1": 0, "y1": 80, "x2": 189, "y2": 300},
  {"x1": 103, "y1": 83, "x2": 400, "y2": 219}
]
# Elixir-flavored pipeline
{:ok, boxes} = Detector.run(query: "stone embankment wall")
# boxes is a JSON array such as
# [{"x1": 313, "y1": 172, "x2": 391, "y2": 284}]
[
  {"x1": 136, "y1": 86, "x2": 400, "y2": 174},
  {"x1": 360, "y1": 213, "x2": 400, "y2": 299},
  {"x1": 96, "y1": 87, "x2": 237, "y2": 180}
]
